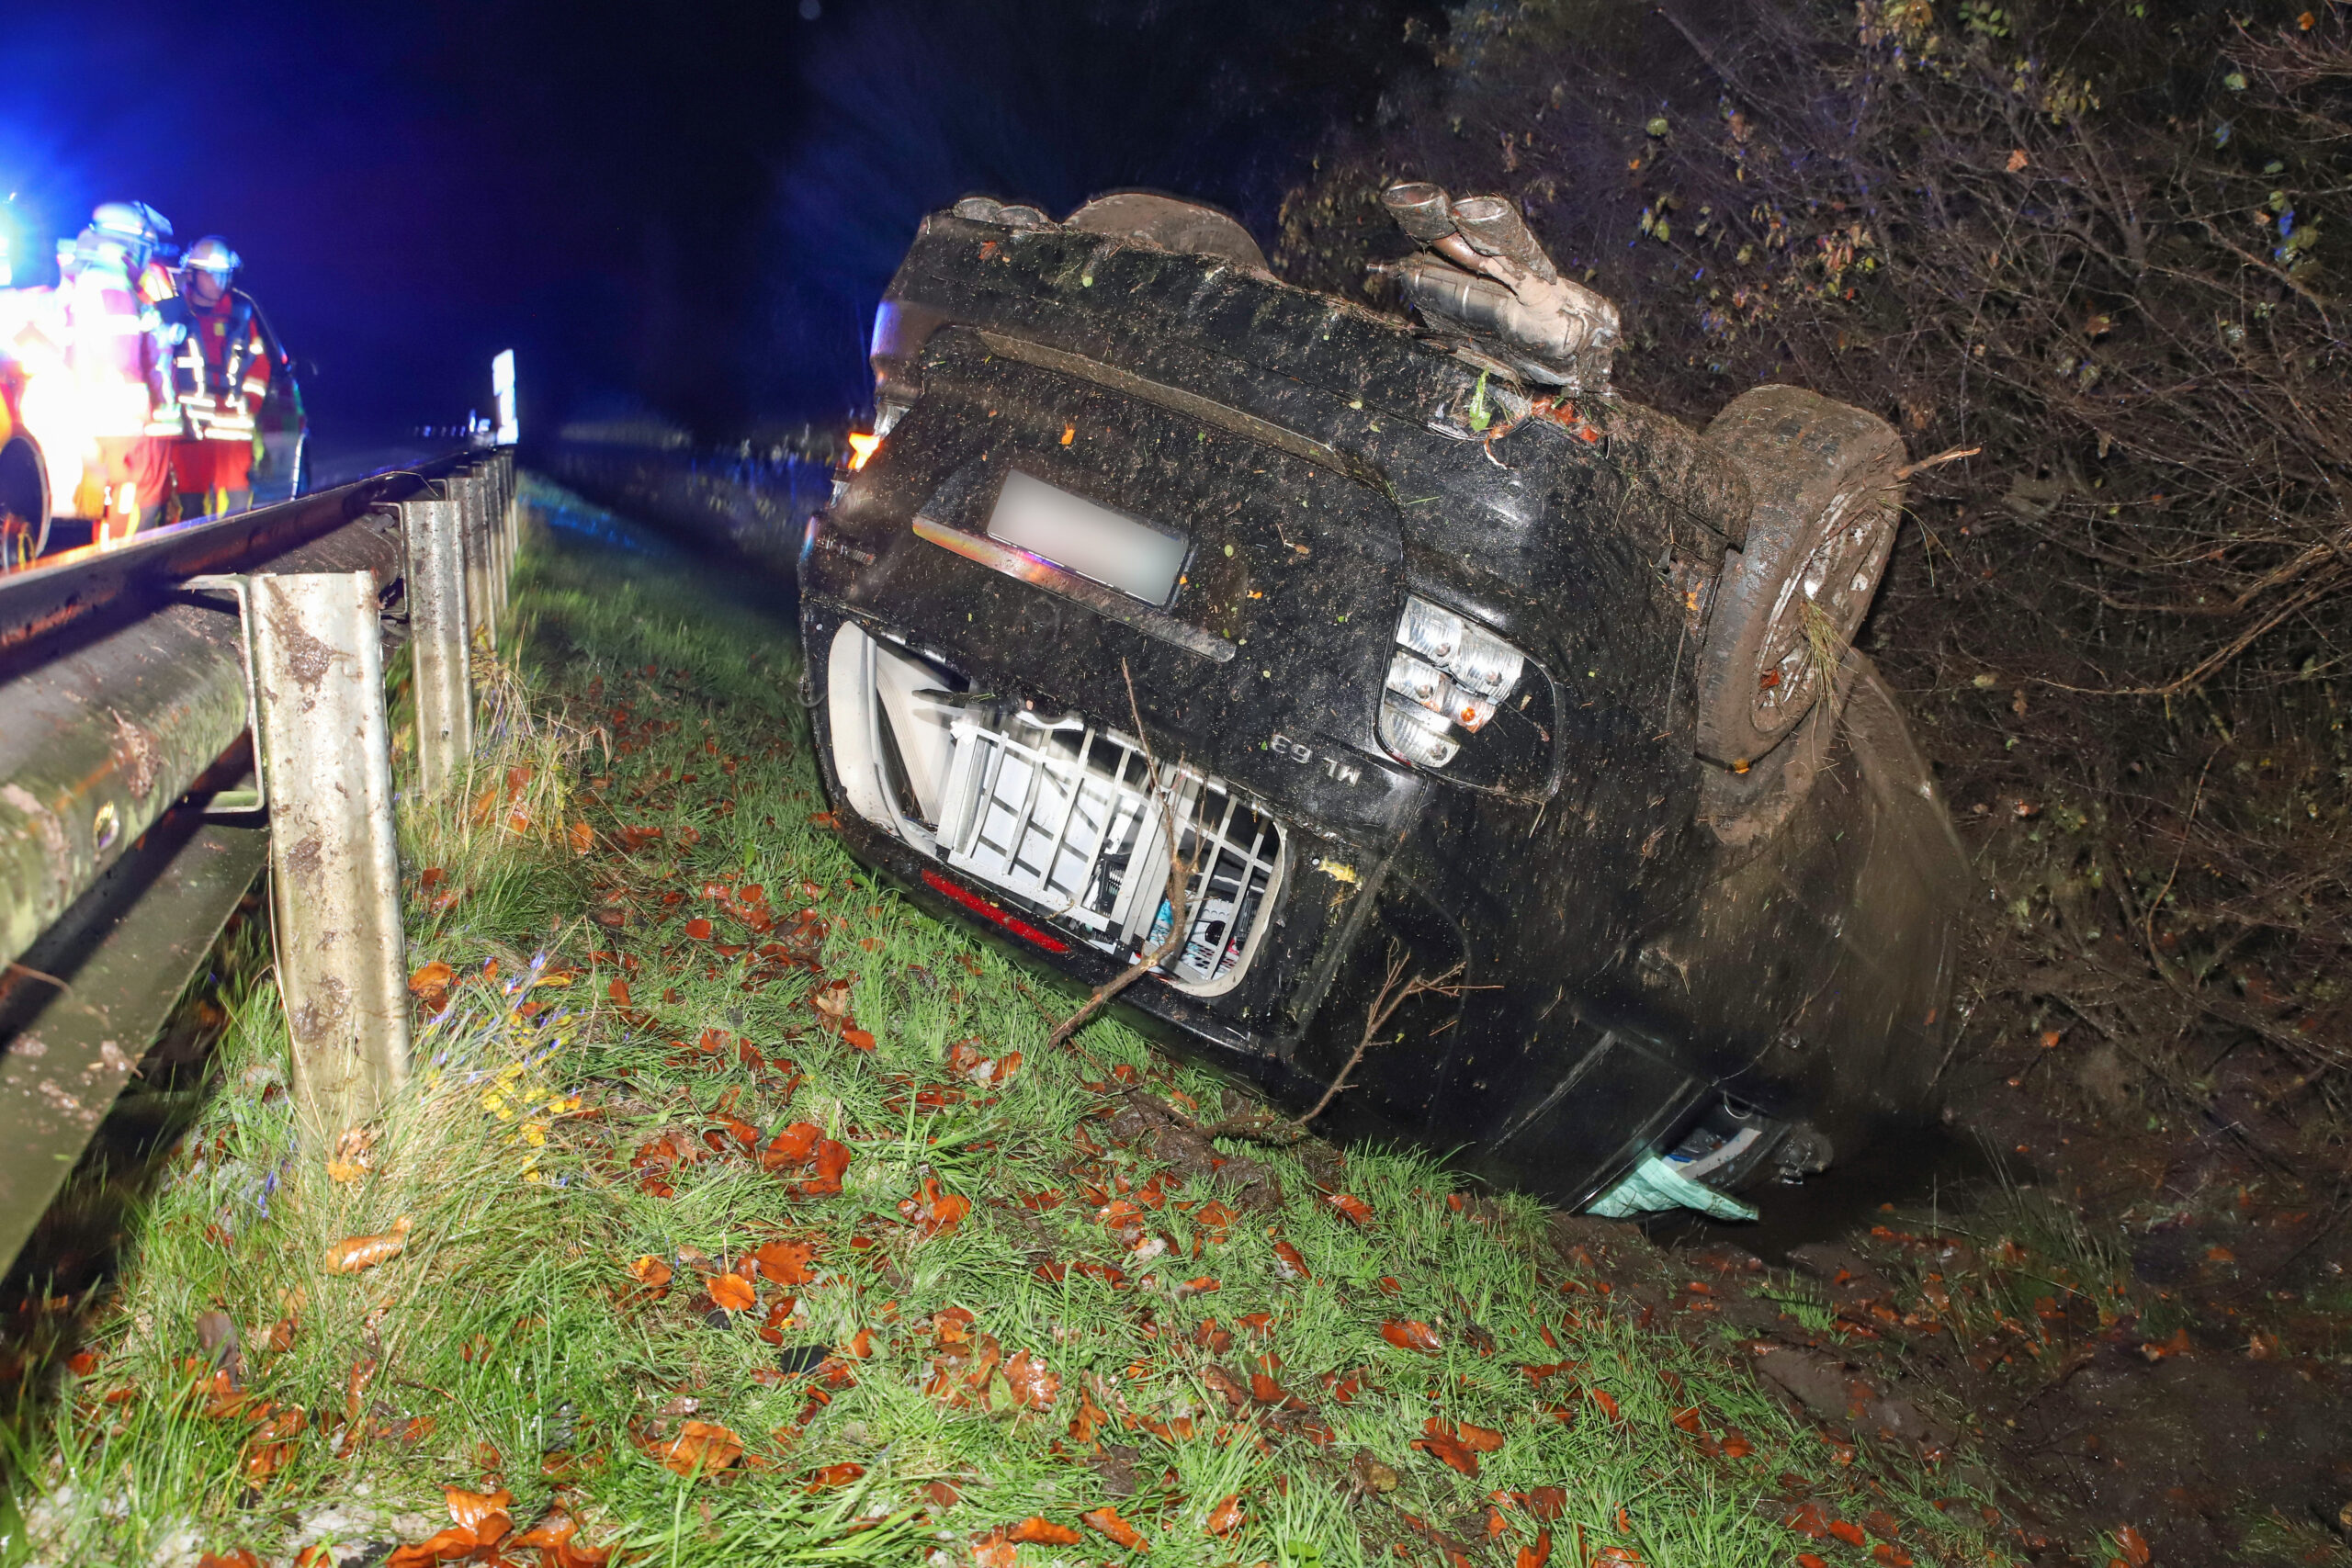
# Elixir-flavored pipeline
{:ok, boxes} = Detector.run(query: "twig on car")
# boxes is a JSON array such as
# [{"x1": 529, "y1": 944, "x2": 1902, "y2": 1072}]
[
  {"x1": 1201, "y1": 945, "x2": 1472, "y2": 1145},
  {"x1": 1046, "y1": 660, "x2": 1197, "y2": 1055}
]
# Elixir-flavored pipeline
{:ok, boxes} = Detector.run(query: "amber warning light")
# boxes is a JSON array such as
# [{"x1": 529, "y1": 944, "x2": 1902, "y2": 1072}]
[{"x1": 846, "y1": 430, "x2": 881, "y2": 471}]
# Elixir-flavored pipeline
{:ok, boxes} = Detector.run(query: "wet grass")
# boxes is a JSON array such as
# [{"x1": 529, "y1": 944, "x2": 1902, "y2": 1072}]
[{"x1": 2, "y1": 484, "x2": 2016, "y2": 1567}]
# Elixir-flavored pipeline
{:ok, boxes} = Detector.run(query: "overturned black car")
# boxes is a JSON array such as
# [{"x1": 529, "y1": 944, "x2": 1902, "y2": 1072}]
[{"x1": 798, "y1": 187, "x2": 1970, "y2": 1217}]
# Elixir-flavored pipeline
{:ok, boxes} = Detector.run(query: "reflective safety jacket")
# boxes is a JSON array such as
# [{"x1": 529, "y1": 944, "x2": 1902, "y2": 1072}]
[
  {"x1": 161, "y1": 288, "x2": 271, "y2": 441},
  {"x1": 62, "y1": 251, "x2": 175, "y2": 439}
]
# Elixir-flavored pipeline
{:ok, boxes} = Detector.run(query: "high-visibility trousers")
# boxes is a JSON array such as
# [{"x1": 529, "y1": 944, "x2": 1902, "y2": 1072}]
[
  {"x1": 170, "y1": 437, "x2": 255, "y2": 517},
  {"x1": 91, "y1": 435, "x2": 168, "y2": 544}
]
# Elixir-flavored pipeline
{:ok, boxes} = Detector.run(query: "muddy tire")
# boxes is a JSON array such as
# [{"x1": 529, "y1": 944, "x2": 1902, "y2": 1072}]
[
  {"x1": 1693, "y1": 387, "x2": 1905, "y2": 768},
  {"x1": 0, "y1": 435, "x2": 50, "y2": 570}
]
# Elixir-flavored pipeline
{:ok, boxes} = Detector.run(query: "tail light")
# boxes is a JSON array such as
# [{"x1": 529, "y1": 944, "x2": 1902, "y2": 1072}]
[{"x1": 1379, "y1": 596, "x2": 1528, "y2": 771}]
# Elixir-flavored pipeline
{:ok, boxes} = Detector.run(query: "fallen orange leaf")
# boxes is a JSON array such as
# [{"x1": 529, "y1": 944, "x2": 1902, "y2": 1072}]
[
  {"x1": 1272, "y1": 1239, "x2": 1310, "y2": 1280},
  {"x1": 754, "y1": 1238, "x2": 818, "y2": 1284},
  {"x1": 1009, "y1": 1517, "x2": 1082, "y2": 1546},
  {"x1": 324, "y1": 1216, "x2": 412, "y2": 1274},
  {"x1": 710, "y1": 1274, "x2": 756, "y2": 1312},
  {"x1": 2115, "y1": 1525, "x2": 2153, "y2": 1568},
  {"x1": 1381, "y1": 1319, "x2": 1442, "y2": 1353},
  {"x1": 1005, "y1": 1348, "x2": 1060, "y2": 1409},
  {"x1": 843, "y1": 1027, "x2": 876, "y2": 1051},
  {"x1": 1457, "y1": 1421, "x2": 1504, "y2": 1452},
  {"x1": 513, "y1": 1511, "x2": 580, "y2": 1551},
  {"x1": 1516, "y1": 1529, "x2": 1553, "y2": 1568},
  {"x1": 799, "y1": 1138, "x2": 853, "y2": 1197},
  {"x1": 658, "y1": 1420, "x2": 743, "y2": 1476},
  {"x1": 1323, "y1": 1192, "x2": 1375, "y2": 1226},
  {"x1": 1082, "y1": 1505, "x2": 1149, "y2": 1551},
  {"x1": 1069, "y1": 1384, "x2": 1108, "y2": 1446},
  {"x1": 445, "y1": 1487, "x2": 514, "y2": 1542},
  {"x1": 760, "y1": 1122, "x2": 823, "y2": 1172},
  {"x1": 384, "y1": 1529, "x2": 480, "y2": 1567},
  {"x1": 568, "y1": 821, "x2": 594, "y2": 854},
  {"x1": 1411, "y1": 1418, "x2": 1483, "y2": 1477},
  {"x1": 804, "y1": 1461, "x2": 865, "y2": 1489},
  {"x1": 1782, "y1": 1502, "x2": 1830, "y2": 1538},
  {"x1": 1205, "y1": 1495, "x2": 1245, "y2": 1537},
  {"x1": 243, "y1": 1437, "x2": 299, "y2": 1483},
  {"x1": 407, "y1": 961, "x2": 454, "y2": 1009},
  {"x1": 899, "y1": 1176, "x2": 973, "y2": 1241}
]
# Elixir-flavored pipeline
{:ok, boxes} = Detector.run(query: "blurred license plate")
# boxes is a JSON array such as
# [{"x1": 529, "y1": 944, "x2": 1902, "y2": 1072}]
[{"x1": 985, "y1": 469, "x2": 1187, "y2": 607}]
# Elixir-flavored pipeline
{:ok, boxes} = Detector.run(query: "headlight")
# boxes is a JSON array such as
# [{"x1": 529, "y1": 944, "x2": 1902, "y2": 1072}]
[{"x1": 1378, "y1": 596, "x2": 1526, "y2": 768}]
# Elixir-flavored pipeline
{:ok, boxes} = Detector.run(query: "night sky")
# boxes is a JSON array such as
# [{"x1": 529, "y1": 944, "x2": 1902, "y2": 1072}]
[{"x1": 2, "y1": 0, "x2": 1439, "y2": 449}]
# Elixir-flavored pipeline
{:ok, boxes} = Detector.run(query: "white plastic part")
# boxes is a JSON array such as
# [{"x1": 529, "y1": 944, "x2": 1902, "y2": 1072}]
[
  {"x1": 823, "y1": 620, "x2": 1285, "y2": 995},
  {"x1": 826, "y1": 621, "x2": 951, "y2": 855}
]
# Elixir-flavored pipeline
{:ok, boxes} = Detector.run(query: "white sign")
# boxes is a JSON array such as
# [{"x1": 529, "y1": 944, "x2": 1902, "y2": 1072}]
[{"x1": 491, "y1": 349, "x2": 518, "y2": 446}]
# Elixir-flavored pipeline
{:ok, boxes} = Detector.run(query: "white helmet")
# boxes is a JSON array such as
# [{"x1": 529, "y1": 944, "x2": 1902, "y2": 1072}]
[
  {"x1": 182, "y1": 235, "x2": 241, "y2": 277},
  {"x1": 88, "y1": 201, "x2": 172, "y2": 266}
]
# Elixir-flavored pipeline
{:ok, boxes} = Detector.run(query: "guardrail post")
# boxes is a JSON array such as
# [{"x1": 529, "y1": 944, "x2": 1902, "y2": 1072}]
[
  {"x1": 401, "y1": 496, "x2": 471, "y2": 795},
  {"x1": 455, "y1": 469, "x2": 495, "y2": 658},
  {"x1": 488, "y1": 460, "x2": 512, "y2": 628},
  {"x1": 499, "y1": 450, "x2": 519, "y2": 602},
  {"x1": 252, "y1": 571, "x2": 410, "y2": 1123},
  {"x1": 498, "y1": 451, "x2": 517, "y2": 573}
]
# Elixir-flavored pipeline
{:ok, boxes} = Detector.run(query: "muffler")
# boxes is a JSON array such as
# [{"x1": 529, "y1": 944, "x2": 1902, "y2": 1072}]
[{"x1": 1375, "y1": 183, "x2": 1620, "y2": 392}]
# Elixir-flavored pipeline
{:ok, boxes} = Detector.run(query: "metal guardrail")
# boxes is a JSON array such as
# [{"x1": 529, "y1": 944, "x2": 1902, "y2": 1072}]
[
  {"x1": 0, "y1": 450, "x2": 517, "y2": 1277},
  {"x1": 541, "y1": 438, "x2": 829, "y2": 574}
]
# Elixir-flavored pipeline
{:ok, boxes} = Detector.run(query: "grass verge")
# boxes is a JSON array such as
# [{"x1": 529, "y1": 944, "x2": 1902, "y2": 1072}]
[{"x1": 6, "y1": 485, "x2": 2020, "y2": 1568}]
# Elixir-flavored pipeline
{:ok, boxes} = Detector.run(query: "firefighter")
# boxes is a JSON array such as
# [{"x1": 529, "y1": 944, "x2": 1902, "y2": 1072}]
[
  {"x1": 69, "y1": 201, "x2": 176, "y2": 544},
  {"x1": 161, "y1": 237, "x2": 272, "y2": 518}
]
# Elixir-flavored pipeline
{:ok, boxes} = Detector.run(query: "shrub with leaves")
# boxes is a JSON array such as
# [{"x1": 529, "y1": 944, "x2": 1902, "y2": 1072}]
[{"x1": 1279, "y1": 0, "x2": 2351, "y2": 1131}]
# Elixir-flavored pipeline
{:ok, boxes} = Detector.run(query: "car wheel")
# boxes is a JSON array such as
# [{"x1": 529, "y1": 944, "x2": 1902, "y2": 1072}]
[
  {"x1": 1693, "y1": 386, "x2": 1905, "y2": 768},
  {"x1": 0, "y1": 435, "x2": 51, "y2": 570}
]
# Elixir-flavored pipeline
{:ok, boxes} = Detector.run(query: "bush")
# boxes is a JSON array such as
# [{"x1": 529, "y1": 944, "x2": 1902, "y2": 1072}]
[{"x1": 1279, "y1": 0, "x2": 2351, "y2": 1123}]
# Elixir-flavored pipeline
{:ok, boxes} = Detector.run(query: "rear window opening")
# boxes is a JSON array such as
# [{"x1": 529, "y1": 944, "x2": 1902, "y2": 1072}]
[{"x1": 826, "y1": 621, "x2": 1285, "y2": 996}]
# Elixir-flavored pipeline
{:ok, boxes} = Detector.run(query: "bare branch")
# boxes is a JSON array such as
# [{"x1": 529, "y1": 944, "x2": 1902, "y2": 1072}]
[{"x1": 1046, "y1": 660, "x2": 1196, "y2": 1054}]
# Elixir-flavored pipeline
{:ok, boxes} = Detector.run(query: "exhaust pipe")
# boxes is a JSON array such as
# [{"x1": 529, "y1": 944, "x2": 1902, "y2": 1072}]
[
  {"x1": 1376, "y1": 181, "x2": 1619, "y2": 391},
  {"x1": 1446, "y1": 194, "x2": 1559, "y2": 283},
  {"x1": 1379, "y1": 182, "x2": 1460, "y2": 244}
]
